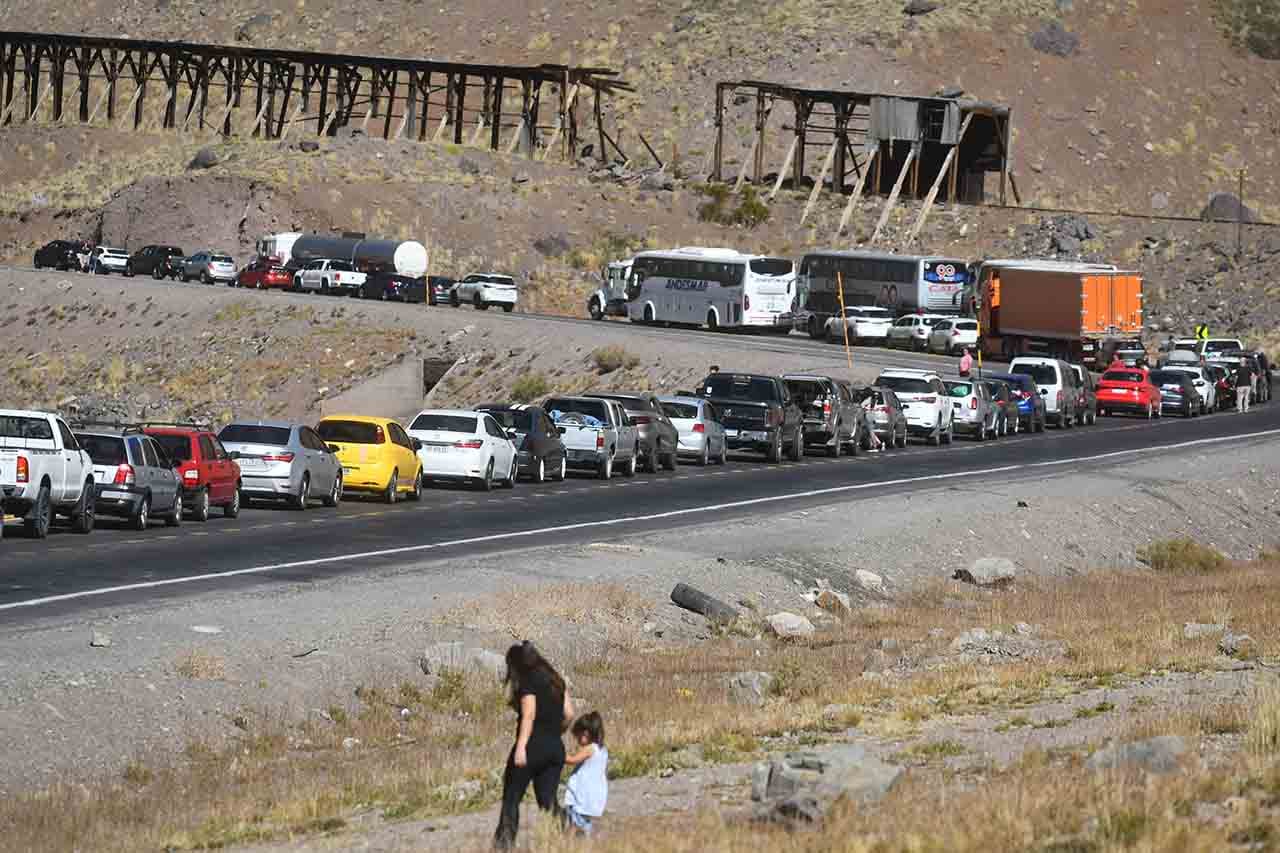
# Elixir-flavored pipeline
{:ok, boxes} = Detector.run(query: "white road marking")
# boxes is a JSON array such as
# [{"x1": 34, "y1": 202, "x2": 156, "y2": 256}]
[{"x1": 4, "y1": 425, "x2": 1278, "y2": 613}]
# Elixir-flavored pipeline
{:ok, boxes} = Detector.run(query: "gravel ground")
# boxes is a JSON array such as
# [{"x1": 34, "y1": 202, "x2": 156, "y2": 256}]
[{"x1": 0, "y1": 437, "x2": 1276, "y2": 794}]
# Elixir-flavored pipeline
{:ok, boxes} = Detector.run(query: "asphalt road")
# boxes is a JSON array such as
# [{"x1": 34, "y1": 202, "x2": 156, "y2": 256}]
[{"x1": 3, "y1": 399, "x2": 1278, "y2": 623}]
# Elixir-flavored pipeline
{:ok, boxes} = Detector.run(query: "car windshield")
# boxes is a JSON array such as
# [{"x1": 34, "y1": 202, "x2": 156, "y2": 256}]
[
  {"x1": 1101, "y1": 371, "x2": 1144, "y2": 383},
  {"x1": 702, "y1": 375, "x2": 778, "y2": 402},
  {"x1": 945, "y1": 381, "x2": 973, "y2": 397},
  {"x1": 749, "y1": 258, "x2": 792, "y2": 276},
  {"x1": 317, "y1": 420, "x2": 383, "y2": 444},
  {"x1": 661, "y1": 402, "x2": 700, "y2": 419},
  {"x1": 0, "y1": 416, "x2": 54, "y2": 440},
  {"x1": 544, "y1": 399, "x2": 609, "y2": 421},
  {"x1": 150, "y1": 434, "x2": 193, "y2": 462},
  {"x1": 479, "y1": 410, "x2": 533, "y2": 431},
  {"x1": 77, "y1": 434, "x2": 127, "y2": 466},
  {"x1": 877, "y1": 376, "x2": 933, "y2": 395},
  {"x1": 1012, "y1": 364, "x2": 1058, "y2": 385},
  {"x1": 219, "y1": 424, "x2": 291, "y2": 446},
  {"x1": 410, "y1": 414, "x2": 478, "y2": 433}
]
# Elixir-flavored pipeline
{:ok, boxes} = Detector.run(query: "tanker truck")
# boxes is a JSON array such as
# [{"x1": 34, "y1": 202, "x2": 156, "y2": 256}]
[{"x1": 255, "y1": 232, "x2": 429, "y2": 278}]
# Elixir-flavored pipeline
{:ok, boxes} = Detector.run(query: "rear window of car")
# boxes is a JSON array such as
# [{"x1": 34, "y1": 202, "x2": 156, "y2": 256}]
[
  {"x1": 1012, "y1": 364, "x2": 1059, "y2": 385},
  {"x1": 593, "y1": 395, "x2": 653, "y2": 411},
  {"x1": 317, "y1": 420, "x2": 383, "y2": 444},
  {"x1": 409, "y1": 414, "x2": 477, "y2": 433},
  {"x1": 544, "y1": 399, "x2": 609, "y2": 421},
  {"x1": 877, "y1": 376, "x2": 933, "y2": 395},
  {"x1": 212, "y1": 255, "x2": 233, "y2": 263},
  {"x1": 956, "y1": 321, "x2": 978, "y2": 331},
  {"x1": 1204, "y1": 340, "x2": 1240, "y2": 353},
  {"x1": 661, "y1": 402, "x2": 700, "y2": 419},
  {"x1": 702, "y1": 375, "x2": 779, "y2": 402},
  {"x1": 1102, "y1": 371, "x2": 1144, "y2": 383},
  {"x1": 1149, "y1": 372, "x2": 1185, "y2": 386},
  {"x1": 481, "y1": 410, "x2": 533, "y2": 431},
  {"x1": 0, "y1": 416, "x2": 54, "y2": 440},
  {"x1": 749, "y1": 258, "x2": 793, "y2": 276},
  {"x1": 219, "y1": 424, "x2": 292, "y2": 446},
  {"x1": 77, "y1": 434, "x2": 127, "y2": 465},
  {"x1": 150, "y1": 434, "x2": 193, "y2": 462},
  {"x1": 945, "y1": 382, "x2": 973, "y2": 397}
]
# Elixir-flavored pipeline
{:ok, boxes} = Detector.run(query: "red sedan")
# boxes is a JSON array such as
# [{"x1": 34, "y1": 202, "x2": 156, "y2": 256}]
[
  {"x1": 235, "y1": 256, "x2": 293, "y2": 290},
  {"x1": 1096, "y1": 368, "x2": 1163, "y2": 419}
]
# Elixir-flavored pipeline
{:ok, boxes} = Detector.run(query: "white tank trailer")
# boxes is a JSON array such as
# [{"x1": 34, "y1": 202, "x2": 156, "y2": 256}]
[{"x1": 264, "y1": 233, "x2": 429, "y2": 278}]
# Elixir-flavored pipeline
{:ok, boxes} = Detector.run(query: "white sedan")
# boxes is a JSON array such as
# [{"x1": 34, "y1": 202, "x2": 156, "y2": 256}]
[
  {"x1": 450, "y1": 273, "x2": 518, "y2": 312},
  {"x1": 824, "y1": 306, "x2": 895, "y2": 345},
  {"x1": 927, "y1": 318, "x2": 980, "y2": 355},
  {"x1": 885, "y1": 313, "x2": 948, "y2": 351},
  {"x1": 657, "y1": 395, "x2": 728, "y2": 466},
  {"x1": 407, "y1": 409, "x2": 517, "y2": 491}
]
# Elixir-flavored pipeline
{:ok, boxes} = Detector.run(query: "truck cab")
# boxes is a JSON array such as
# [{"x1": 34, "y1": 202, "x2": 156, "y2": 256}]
[
  {"x1": 0, "y1": 410, "x2": 96, "y2": 537},
  {"x1": 589, "y1": 258, "x2": 633, "y2": 320}
]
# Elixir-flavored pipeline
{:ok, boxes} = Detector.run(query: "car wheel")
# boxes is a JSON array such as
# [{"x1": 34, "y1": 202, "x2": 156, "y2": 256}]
[
  {"x1": 975, "y1": 420, "x2": 986, "y2": 442},
  {"x1": 292, "y1": 474, "x2": 311, "y2": 510},
  {"x1": 827, "y1": 424, "x2": 842, "y2": 457},
  {"x1": 1063, "y1": 411, "x2": 1074, "y2": 429},
  {"x1": 225, "y1": 486, "x2": 242, "y2": 517},
  {"x1": 1036, "y1": 413, "x2": 1046, "y2": 433},
  {"x1": 474, "y1": 293, "x2": 488, "y2": 310},
  {"x1": 124, "y1": 264, "x2": 134, "y2": 277},
  {"x1": 323, "y1": 472, "x2": 342, "y2": 507},
  {"x1": 644, "y1": 444, "x2": 659, "y2": 473},
  {"x1": 201, "y1": 271, "x2": 211, "y2": 285},
  {"x1": 598, "y1": 454, "x2": 612, "y2": 480},
  {"x1": 788, "y1": 427, "x2": 804, "y2": 461},
  {"x1": 644, "y1": 304, "x2": 656, "y2": 325},
  {"x1": 624, "y1": 448, "x2": 638, "y2": 477},
  {"x1": 554, "y1": 454, "x2": 567, "y2": 481},
  {"x1": 152, "y1": 265, "x2": 163, "y2": 280},
  {"x1": 130, "y1": 496, "x2": 150, "y2": 531},
  {"x1": 718, "y1": 439, "x2": 728, "y2": 465},
  {"x1": 766, "y1": 430, "x2": 782, "y2": 463},
  {"x1": 533, "y1": 456, "x2": 546, "y2": 483},
  {"x1": 386, "y1": 469, "x2": 401, "y2": 501},
  {"x1": 929, "y1": 420, "x2": 941, "y2": 447},
  {"x1": 68, "y1": 481, "x2": 95, "y2": 534},
  {"x1": 190, "y1": 488, "x2": 210, "y2": 522},
  {"x1": 502, "y1": 459, "x2": 517, "y2": 489},
  {"x1": 408, "y1": 470, "x2": 423, "y2": 500},
  {"x1": 698, "y1": 441, "x2": 709, "y2": 466},
  {"x1": 503, "y1": 303, "x2": 514, "y2": 313},
  {"x1": 166, "y1": 492, "x2": 183, "y2": 527},
  {"x1": 450, "y1": 290, "x2": 460, "y2": 307}
]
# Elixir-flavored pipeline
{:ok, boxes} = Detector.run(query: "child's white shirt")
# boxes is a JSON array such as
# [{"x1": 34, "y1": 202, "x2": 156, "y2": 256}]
[{"x1": 565, "y1": 743, "x2": 608, "y2": 817}]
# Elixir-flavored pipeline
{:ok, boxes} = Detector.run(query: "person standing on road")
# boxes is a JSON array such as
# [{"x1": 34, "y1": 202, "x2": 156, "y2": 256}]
[
  {"x1": 959, "y1": 348, "x2": 974, "y2": 377},
  {"x1": 494, "y1": 642, "x2": 574, "y2": 849},
  {"x1": 1236, "y1": 356, "x2": 1255, "y2": 414},
  {"x1": 859, "y1": 389, "x2": 883, "y2": 452}
]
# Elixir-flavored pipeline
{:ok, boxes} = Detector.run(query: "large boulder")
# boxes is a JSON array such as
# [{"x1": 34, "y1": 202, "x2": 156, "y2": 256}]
[
  {"x1": 1200, "y1": 193, "x2": 1257, "y2": 224},
  {"x1": 1030, "y1": 21, "x2": 1080, "y2": 57},
  {"x1": 727, "y1": 671, "x2": 775, "y2": 707},
  {"x1": 949, "y1": 627, "x2": 1068, "y2": 663},
  {"x1": 766, "y1": 612, "x2": 816, "y2": 639},
  {"x1": 1085, "y1": 736, "x2": 1188, "y2": 774},
  {"x1": 753, "y1": 744, "x2": 903, "y2": 825},
  {"x1": 419, "y1": 642, "x2": 506, "y2": 678},
  {"x1": 187, "y1": 147, "x2": 219, "y2": 170},
  {"x1": 952, "y1": 557, "x2": 1017, "y2": 588}
]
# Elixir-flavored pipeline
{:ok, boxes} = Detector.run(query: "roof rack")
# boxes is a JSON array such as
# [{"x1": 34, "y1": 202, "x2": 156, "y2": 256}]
[
  {"x1": 139, "y1": 421, "x2": 213, "y2": 432},
  {"x1": 69, "y1": 419, "x2": 144, "y2": 434}
]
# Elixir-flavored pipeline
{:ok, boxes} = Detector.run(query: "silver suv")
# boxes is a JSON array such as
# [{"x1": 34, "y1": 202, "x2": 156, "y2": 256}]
[
  {"x1": 783, "y1": 374, "x2": 861, "y2": 457},
  {"x1": 74, "y1": 426, "x2": 183, "y2": 530},
  {"x1": 217, "y1": 421, "x2": 343, "y2": 509},
  {"x1": 181, "y1": 251, "x2": 237, "y2": 284}
]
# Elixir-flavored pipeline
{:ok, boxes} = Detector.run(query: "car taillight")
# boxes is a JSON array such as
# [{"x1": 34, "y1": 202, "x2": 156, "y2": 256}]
[
  {"x1": 454, "y1": 439, "x2": 484, "y2": 449},
  {"x1": 920, "y1": 396, "x2": 936, "y2": 404},
  {"x1": 631, "y1": 415, "x2": 652, "y2": 425},
  {"x1": 743, "y1": 294, "x2": 751, "y2": 311},
  {"x1": 113, "y1": 463, "x2": 134, "y2": 485},
  {"x1": 1021, "y1": 391, "x2": 1033, "y2": 400},
  {"x1": 877, "y1": 406, "x2": 889, "y2": 412},
  {"x1": 952, "y1": 330, "x2": 961, "y2": 337},
  {"x1": 823, "y1": 400, "x2": 832, "y2": 416},
  {"x1": 16, "y1": 456, "x2": 29, "y2": 483},
  {"x1": 1057, "y1": 391, "x2": 1064, "y2": 405},
  {"x1": 596, "y1": 433, "x2": 605, "y2": 449},
  {"x1": 693, "y1": 422, "x2": 705, "y2": 433},
  {"x1": 262, "y1": 452, "x2": 295, "y2": 463},
  {"x1": 183, "y1": 468, "x2": 199, "y2": 481},
  {"x1": 767, "y1": 409, "x2": 783, "y2": 427},
  {"x1": 969, "y1": 398, "x2": 977, "y2": 409}
]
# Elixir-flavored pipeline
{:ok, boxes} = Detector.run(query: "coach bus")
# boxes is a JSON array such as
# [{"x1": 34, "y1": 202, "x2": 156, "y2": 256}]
[
  {"x1": 625, "y1": 247, "x2": 794, "y2": 331},
  {"x1": 793, "y1": 251, "x2": 971, "y2": 338}
]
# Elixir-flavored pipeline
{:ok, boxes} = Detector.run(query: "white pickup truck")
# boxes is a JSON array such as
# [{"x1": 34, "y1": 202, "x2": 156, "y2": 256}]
[
  {"x1": 542, "y1": 396, "x2": 639, "y2": 480},
  {"x1": 0, "y1": 410, "x2": 96, "y2": 537},
  {"x1": 295, "y1": 259, "x2": 367, "y2": 295}
]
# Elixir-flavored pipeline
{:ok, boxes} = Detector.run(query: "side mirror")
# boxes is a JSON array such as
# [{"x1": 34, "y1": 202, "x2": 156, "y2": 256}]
[
  {"x1": 328, "y1": 444, "x2": 341, "y2": 454},
  {"x1": 228, "y1": 451, "x2": 241, "y2": 460},
  {"x1": 507, "y1": 429, "x2": 520, "y2": 440},
  {"x1": 412, "y1": 438, "x2": 423, "y2": 451},
  {"x1": 557, "y1": 426, "x2": 566, "y2": 435}
]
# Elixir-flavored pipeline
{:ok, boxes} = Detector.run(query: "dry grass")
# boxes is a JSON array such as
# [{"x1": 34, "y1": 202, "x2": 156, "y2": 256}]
[
  {"x1": 3, "y1": 557, "x2": 1278, "y2": 851},
  {"x1": 174, "y1": 650, "x2": 226, "y2": 680},
  {"x1": 591, "y1": 345, "x2": 641, "y2": 375}
]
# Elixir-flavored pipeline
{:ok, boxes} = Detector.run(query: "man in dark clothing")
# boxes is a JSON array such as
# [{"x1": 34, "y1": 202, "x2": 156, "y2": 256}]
[{"x1": 1236, "y1": 356, "x2": 1255, "y2": 414}]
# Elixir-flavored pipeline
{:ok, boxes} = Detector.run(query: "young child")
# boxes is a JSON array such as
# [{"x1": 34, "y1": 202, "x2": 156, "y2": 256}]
[{"x1": 562, "y1": 711, "x2": 608, "y2": 835}]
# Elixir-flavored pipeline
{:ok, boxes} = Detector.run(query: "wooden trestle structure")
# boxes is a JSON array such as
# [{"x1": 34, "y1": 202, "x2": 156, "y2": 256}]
[{"x1": 0, "y1": 31, "x2": 632, "y2": 160}]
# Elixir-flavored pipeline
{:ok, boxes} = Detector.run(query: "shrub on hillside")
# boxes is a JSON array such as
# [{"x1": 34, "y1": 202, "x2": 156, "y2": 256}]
[
  {"x1": 697, "y1": 184, "x2": 770, "y2": 229},
  {"x1": 510, "y1": 372, "x2": 550, "y2": 402},
  {"x1": 1136, "y1": 538, "x2": 1228, "y2": 573},
  {"x1": 591, "y1": 345, "x2": 640, "y2": 374},
  {"x1": 1217, "y1": 0, "x2": 1280, "y2": 60}
]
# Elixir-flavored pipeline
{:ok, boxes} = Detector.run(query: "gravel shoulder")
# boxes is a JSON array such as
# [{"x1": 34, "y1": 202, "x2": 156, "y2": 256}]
[{"x1": 0, "y1": 434, "x2": 1275, "y2": 795}]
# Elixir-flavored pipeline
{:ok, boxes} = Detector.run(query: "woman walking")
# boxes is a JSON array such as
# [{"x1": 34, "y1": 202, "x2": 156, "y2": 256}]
[{"x1": 494, "y1": 641, "x2": 574, "y2": 849}]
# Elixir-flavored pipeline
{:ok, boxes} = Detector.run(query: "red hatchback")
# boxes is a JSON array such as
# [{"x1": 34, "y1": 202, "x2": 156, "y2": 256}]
[
  {"x1": 143, "y1": 425, "x2": 242, "y2": 520},
  {"x1": 1096, "y1": 368, "x2": 1163, "y2": 419},
  {"x1": 236, "y1": 256, "x2": 293, "y2": 290}
]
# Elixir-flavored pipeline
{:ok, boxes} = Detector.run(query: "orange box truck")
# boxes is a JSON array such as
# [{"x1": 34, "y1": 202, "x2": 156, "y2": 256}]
[{"x1": 975, "y1": 260, "x2": 1143, "y2": 369}]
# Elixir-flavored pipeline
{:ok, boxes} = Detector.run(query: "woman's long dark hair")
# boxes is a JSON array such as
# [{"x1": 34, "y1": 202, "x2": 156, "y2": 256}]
[{"x1": 504, "y1": 641, "x2": 566, "y2": 711}]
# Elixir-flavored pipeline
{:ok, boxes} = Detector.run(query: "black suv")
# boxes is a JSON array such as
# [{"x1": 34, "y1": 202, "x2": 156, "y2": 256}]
[
  {"x1": 125, "y1": 245, "x2": 185, "y2": 279},
  {"x1": 33, "y1": 240, "x2": 86, "y2": 271},
  {"x1": 696, "y1": 372, "x2": 803, "y2": 463}
]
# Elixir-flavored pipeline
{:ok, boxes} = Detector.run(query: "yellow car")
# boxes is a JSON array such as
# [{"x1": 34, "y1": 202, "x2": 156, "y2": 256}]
[{"x1": 316, "y1": 415, "x2": 423, "y2": 503}]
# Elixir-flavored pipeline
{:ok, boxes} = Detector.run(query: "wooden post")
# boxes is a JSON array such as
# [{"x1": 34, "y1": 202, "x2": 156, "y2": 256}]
[
  {"x1": 118, "y1": 83, "x2": 142, "y2": 130},
  {"x1": 832, "y1": 101, "x2": 848, "y2": 195},
  {"x1": 539, "y1": 82, "x2": 578, "y2": 161},
  {"x1": 452, "y1": 74, "x2": 466, "y2": 145},
  {"x1": 594, "y1": 84, "x2": 606, "y2": 163},
  {"x1": 106, "y1": 48, "x2": 117, "y2": 123},
  {"x1": 733, "y1": 132, "x2": 758, "y2": 193},
  {"x1": 799, "y1": 138, "x2": 839, "y2": 225},
  {"x1": 769, "y1": 136, "x2": 798, "y2": 199},
  {"x1": 752, "y1": 90, "x2": 767, "y2": 183},
  {"x1": 317, "y1": 64, "x2": 331, "y2": 134},
  {"x1": 76, "y1": 48, "x2": 91, "y2": 122},
  {"x1": 835, "y1": 145, "x2": 878, "y2": 238},
  {"x1": 712, "y1": 82, "x2": 725, "y2": 182},
  {"x1": 1, "y1": 44, "x2": 17, "y2": 126},
  {"x1": 51, "y1": 49, "x2": 66, "y2": 123},
  {"x1": 26, "y1": 80, "x2": 51, "y2": 122},
  {"x1": 906, "y1": 115, "x2": 972, "y2": 245},
  {"x1": 870, "y1": 142, "x2": 919, "y2": 244},
  {"x1": 490, "y1": 76, "x2": 504, "y2": 150}
]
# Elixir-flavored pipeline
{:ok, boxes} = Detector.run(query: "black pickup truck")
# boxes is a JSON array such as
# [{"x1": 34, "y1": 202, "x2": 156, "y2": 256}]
[{"x1": 696, "y1": 372, "x2": 804, "y2": 463}]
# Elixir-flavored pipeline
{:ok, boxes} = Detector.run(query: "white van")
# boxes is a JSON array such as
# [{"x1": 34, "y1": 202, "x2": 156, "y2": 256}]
[{"x1": 1008, "y1": 357, "x2": 1080, "y2": 428}]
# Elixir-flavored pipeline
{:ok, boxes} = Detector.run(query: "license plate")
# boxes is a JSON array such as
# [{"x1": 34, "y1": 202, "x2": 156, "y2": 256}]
[
  {"x1": 724, "y1": 428, "x2": 739, "y2": 437},
  {"x1": 427, "y1": 445, "x2": 449, "y2": 454},
  {"x1": 102, "y1": 490, "x2": 132, "y2": 500},
  {"x1": 238, "y1": 458, "x2": 264, "y2": 469}
]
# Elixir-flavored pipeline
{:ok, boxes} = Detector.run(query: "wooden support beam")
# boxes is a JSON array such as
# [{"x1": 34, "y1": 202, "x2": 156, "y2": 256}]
[
  {"x1": 431, "y1": 110, "x2": 449, "y2": 141},
  {"x1": 752, "y1": 90, "x2": 767, "y2": 183},
  {"x1": 769, "y1": 136, "x2": 798, "y2": 200},
  {"x1": 86, "y1": 82, "x2": 111, "y2": 124},
  {"x1": 733, "y1": 132, "x2": 759, "y2": 193},
  {"x1": 538, "y1": 82, "x2": 578, "y2": 161},
  {"x1": 712, "y1": 82, "x2": 725, "y2": 182},
  {"x1": 26, "y1": 80, "x2": 51, "y2": 122},
  {"x1": 799, "y1": 137, "x2": 839, "y2": 225},
  {"x1": 906, "y1": 115, "x2": 972, "y2": 245},
  {"x1": 489, "y1": 76, "x2": 504, "y2": 151},
  {"x1": 117, "y1": 84, "x2": 143, "y2": 130},
  {"x1": 834, "y1": 145, "x2": 878, "y2": 239},
  {"x1": 251, "y1": 97, "x2": 271, "y2": 136},
  {"x1": 870, "y1": 142, "x2": 919, "y2": 244},
  {"x1": 0, "y1": 79, "x2": 26, "y2": 124},
  {"x1": 382, "y1": 70, "x2": 398, "y2": 140},
  {"x1": 280, "y1": 100, "x2": 305, "y2": 140}
]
